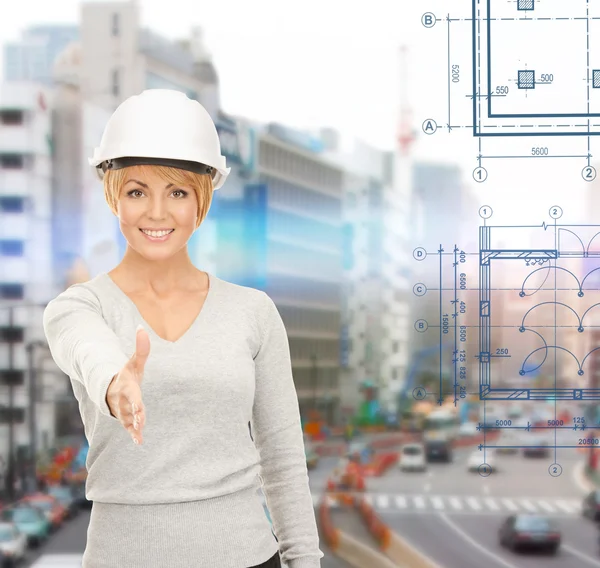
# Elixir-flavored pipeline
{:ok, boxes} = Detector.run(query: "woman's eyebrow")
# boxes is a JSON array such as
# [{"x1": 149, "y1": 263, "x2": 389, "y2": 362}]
[{"x1": 124, "y1": 179, "x2": 174, "y2": 189}]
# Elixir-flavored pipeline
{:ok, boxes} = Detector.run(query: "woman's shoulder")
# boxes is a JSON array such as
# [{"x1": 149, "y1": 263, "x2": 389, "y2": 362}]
[
  {"x1": 212, "y1": 274, "x2": 270, "y2": 307},
  {"x1": 45, "y1": 273, "x2": 111, "y2": 311}
]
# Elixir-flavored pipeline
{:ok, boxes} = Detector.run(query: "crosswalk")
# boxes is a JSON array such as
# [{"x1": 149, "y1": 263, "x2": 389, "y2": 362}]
[{"x1": 312, "y1": 492, "x2": 584, "y2": 516}]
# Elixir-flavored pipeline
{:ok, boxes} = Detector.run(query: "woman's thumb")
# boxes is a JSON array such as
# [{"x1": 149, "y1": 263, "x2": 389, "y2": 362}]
[{"x1": 132, "y1": 324, "x2": 150, "y2": 374}]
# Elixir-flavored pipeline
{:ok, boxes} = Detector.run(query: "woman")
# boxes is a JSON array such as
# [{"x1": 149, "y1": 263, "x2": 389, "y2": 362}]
[{"x1": 42, "y1": 89, "x2": 323, "y2": 568}]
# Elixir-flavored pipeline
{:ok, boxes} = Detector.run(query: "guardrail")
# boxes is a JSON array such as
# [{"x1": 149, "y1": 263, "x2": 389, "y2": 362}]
[
  {"x1": 318, "y1": 489, "x2": 402, "y2": 568},
  {"x1": 355, "y1": 493, "x2": 441, "y2": 568}
]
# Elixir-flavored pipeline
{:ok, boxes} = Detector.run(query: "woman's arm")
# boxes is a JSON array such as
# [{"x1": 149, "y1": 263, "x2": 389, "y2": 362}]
[
  {"x1": 252, "y1": 293, "x2": 324, "y2": 568},
  {"x1": 42, "y1": 284, "x2": 131, "y2": 420}
]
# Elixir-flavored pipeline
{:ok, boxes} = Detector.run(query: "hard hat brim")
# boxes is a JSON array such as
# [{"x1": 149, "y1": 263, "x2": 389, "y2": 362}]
[{"x1": 92, "y1": 156, "x2": 230, "y2": 190}]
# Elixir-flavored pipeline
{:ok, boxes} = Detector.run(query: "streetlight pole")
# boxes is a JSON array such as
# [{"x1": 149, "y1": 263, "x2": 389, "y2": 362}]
[
  {"x1": 26, "y1": 340, "x2": 48, "y2": 494},
  {"x1": 7, "y1": 307, "x2": 16, "y2": 503}
]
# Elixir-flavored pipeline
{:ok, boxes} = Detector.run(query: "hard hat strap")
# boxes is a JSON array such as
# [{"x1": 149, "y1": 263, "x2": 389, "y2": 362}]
[{"x1": 99, "y1": 156, "x2": 215, "y2": 177}]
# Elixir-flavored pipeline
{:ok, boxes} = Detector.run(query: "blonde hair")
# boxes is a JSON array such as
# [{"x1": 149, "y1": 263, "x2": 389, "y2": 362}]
[{"x1": 103, "y1": 165, "x2": 214, "y2": 230}]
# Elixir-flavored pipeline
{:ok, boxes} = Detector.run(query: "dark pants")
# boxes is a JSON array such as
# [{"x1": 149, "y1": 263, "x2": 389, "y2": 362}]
[{"x1": 248, "y1": 551, "x2": 281, "y2": 568}]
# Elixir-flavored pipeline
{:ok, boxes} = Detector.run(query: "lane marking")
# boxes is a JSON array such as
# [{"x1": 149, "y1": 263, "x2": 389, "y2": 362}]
[
  {"x1": 449, "y1": 497, "x2": 463, "y2": 510},
  {"x1": 520, "y1": 499, "x2": 537, "y2": 512},
  {"x1": 377, "y1": 495, "x2": 389, "y2": 509},
  {"x1": 484, "y1": 498, "x2": 500, "y2": 511},
  {"x1": 555, "y1": 500, "x2": 576, "y2": 514},
  {"x1": 567, "y1": 499, "x2": 583, "y2": 513},
  {"x1": 537, "y1": 500, "x2": 555, "y2": 513},
  {"x1": 431, "y1": 496, "x2": 445, "y2": 510},
  {"x1": 562, "y1": 543, "x2": 600, "y2": 567},
  {"x1": 438, "y1": 513, "x2": 521, "y2": 568},
  {"x1": 414, "y1": 496, "x2": 426, "y2": 509},
  {"x1": 501, "y1": 498, "x2": 518, "y2": 511},
  {"x1": 395, "y1": 495, "x2": 407, "y2": 509},
  {"x1": 466, "y1": 497, "x2": 482, "y2": 510}
]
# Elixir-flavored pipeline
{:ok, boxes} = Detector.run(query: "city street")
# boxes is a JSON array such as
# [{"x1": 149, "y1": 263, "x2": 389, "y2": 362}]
[
  {"x1": 19, "y1": 432, "x2": 600, "y2": 568},
  {"x1": 329, "y1": 430, "x2": 600, "y2": 568},
  {"x1": 22, "y1": 454, "x2": 350, "y2": 568}
]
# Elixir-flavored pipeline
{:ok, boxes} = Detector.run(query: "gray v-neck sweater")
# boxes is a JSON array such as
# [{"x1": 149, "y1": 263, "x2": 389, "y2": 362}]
[{"x1": 42, "y1": 272, "x2": 323, "y2": 568}]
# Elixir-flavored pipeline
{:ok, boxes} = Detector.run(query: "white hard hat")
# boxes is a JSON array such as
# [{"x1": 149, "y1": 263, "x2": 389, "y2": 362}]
[{"x1": 88, "y1": 89, "x2": 231, "y2": 190}]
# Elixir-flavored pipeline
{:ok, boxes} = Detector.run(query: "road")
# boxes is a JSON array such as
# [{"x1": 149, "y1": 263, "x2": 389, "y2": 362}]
[
  {"x1": 22, "y1": 430, "x2": 600, "y2": 568},
  {"x1": 320, "y1": 429, "x2": 600, "y2": 568},
  {"x1": 22, "y1": 454, "x2": 350, "y2": 568}
]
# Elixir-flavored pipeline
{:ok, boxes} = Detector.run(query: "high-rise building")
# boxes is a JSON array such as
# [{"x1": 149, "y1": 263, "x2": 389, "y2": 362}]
[
  {"x1": 327, "y1": 136, "x2": 411, "y2": 419},
  {"x1": 45, "y1": 1, "x2": 222, "y2": 287},
  {"x1": 3, "y1": 26, "x2": 79, "y2": 84},
  {"x1": 0, "y1": 82, "x2": 59, "y2": 468},
  {"x1": 229, "y1": 122, "x2": 345, "y2": 425}
]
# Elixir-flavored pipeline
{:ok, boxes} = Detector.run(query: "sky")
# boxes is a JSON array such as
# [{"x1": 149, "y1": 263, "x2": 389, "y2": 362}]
[{"x1": 0, "y1": 0, "x2": 595, "y2": 228}]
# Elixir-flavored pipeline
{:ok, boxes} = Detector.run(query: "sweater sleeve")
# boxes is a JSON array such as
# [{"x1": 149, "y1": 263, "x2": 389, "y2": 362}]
[
  {"x1": 42, "y1": 284, "x2": 131, "y2": 421},
  {"x1": 252, "y1": 292, "x2": 324, "y2": 568}
]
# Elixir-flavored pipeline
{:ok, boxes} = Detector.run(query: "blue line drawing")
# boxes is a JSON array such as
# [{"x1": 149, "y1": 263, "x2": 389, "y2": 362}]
[
  {"x1": 479, "y1": 217, "x2": 600, "y2": 401},
  {"x1": 422, "y1": 1, "x2": 600, "y2": 180},
  {"x1": 411, "y1": 206, "x2": 600, "y2": 466}
]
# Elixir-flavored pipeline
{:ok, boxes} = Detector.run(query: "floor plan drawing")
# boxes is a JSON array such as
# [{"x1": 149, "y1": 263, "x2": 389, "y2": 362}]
[
  {"x1": 421, "y1": 0, "x2": 600, "y2": 181},
  {"x1": 411, "y1": 205, "x2": 600, "y2": 472}
]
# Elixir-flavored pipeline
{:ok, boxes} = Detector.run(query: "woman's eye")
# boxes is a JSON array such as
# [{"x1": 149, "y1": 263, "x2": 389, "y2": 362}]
[{"x1": 126, "y1": 189, "x2": 187, "y2": 197}]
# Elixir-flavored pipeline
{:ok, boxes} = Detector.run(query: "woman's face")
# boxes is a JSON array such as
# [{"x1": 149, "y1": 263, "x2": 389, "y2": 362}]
[{"x1": 116, "y1": 166, "x2": 199, "y2": 261}]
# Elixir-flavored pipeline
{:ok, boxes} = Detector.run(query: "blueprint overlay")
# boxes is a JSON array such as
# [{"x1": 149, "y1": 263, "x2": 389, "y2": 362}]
[
  {"x1": 421, "y1": 0, "x2": 600, "y2": 182},
  {"x1": 412, "y1": 206, "x2": 600, "y2": 476}
]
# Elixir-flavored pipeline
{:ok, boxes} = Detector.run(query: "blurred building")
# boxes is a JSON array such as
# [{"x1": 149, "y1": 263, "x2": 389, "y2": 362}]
[
  {"x1": 0, "y1": 82, "x2": 63, "y2": 468},
  {"x1": 408, "y1": 162, "x2": 478, "y2": 397},
  {"x1": 225, "y1": 122, "x2": 345, "y2": 425},
  {"x1": 3, "y1": 26, "x2": 79, "y2": 84},
  {"x1": 327, "y1": 136, "x2": 411, "y2": 418},
  {"x1": 42, "y1": 0, "x2": 223, "y2": 288}
]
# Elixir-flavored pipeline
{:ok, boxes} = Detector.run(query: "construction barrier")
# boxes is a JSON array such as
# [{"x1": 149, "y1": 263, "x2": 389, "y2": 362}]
[
  {"x1": 355, "y1": 493, "x2": 440, "y2": 567},
  {"x1": 362, "y1": 452, "x2": 398, "y2": 477},
  {"x1": 318, "y1": 488, "x2": 400, "y2": 568},
  {"x1": 318, "y1": 498, "x2": 340, "y2": 551}
]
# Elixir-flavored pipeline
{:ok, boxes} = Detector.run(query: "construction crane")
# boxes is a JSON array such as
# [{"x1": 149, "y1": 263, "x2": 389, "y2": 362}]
[{"x1": 397, "y1": 45, "x2": 416, "y2": 156}]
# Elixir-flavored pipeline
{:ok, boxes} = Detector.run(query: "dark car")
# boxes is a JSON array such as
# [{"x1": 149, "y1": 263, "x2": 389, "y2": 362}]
[
  {"x1": 523, "y1": 438, "x2": 550, "y2": 458},
  {"x1": 424, "y1": 440, "x2": 453, "y2": 463},
  {"x1": 499, "y1": 514, "x2": 561, "y2": 554},
  {"x1": 582, "y1": 490, "x2": 600, "y2": 521}
]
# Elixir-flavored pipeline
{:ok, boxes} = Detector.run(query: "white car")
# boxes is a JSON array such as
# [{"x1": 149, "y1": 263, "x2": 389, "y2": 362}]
[
  {"x1": 467, "y1": 450, "x2": 497, "y2": 473},
  {"x1": 0, "y1": 521, "x2": 27, "y2": 564},
  {"x1": 459, "y1": 422, "x2": 479, "y2": 437},
  {"x1": 399, "y1": 443, "x2": 427, "y2": 472}
]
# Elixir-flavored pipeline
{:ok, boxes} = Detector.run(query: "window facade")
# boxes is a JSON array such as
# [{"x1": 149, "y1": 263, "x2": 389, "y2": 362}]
[
  {"x1": 0, "y1": 240, "x2": 24, "y2": 256},
  {"x1": 0, "y1": 110, "x2": 23, "y2": 126},
  {"x1": 0, "y1": 284, "x2": 24, "y2": 300},
  {"x1": 0, "y1": 197, "x2": 25, "y2": 213},
  {"x1": 0, "y1": 154, "x2": 24, "y2": 169}
]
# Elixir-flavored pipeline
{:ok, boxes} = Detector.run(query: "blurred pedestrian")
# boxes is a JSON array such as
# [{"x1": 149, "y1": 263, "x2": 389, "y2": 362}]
[{"x1": 43, "y1": 90, "x2": 323, "y2": 568}]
